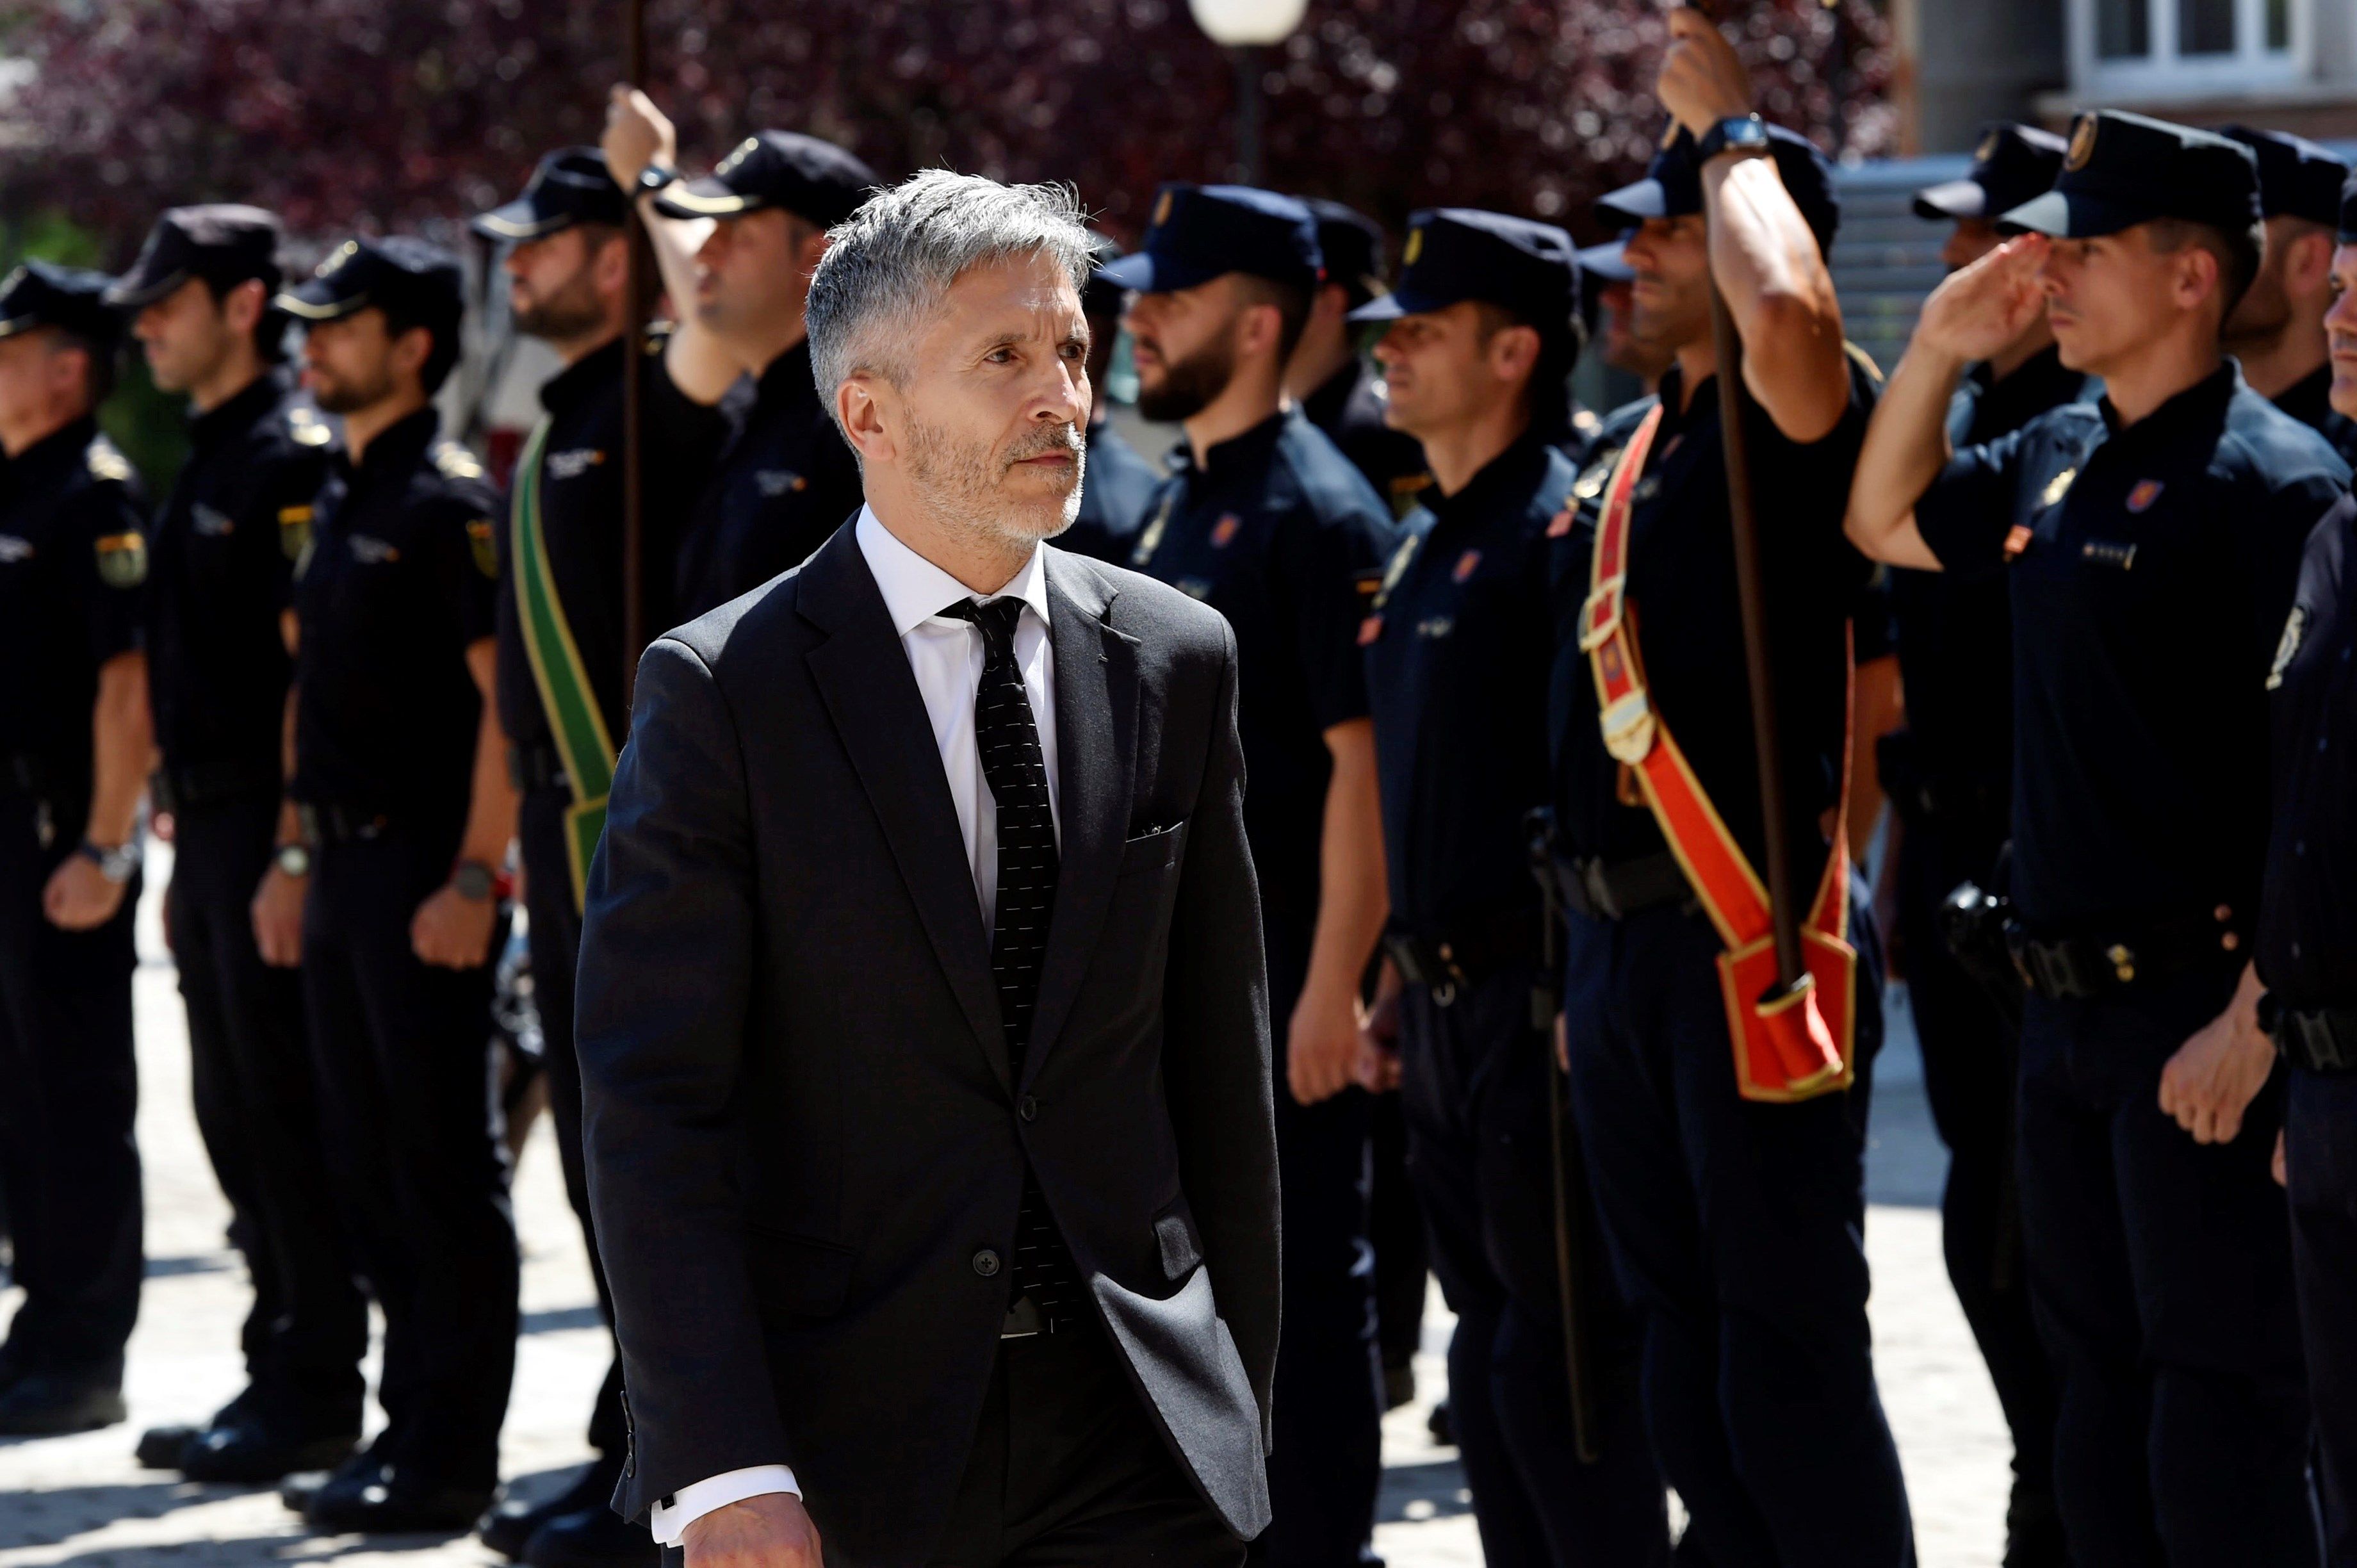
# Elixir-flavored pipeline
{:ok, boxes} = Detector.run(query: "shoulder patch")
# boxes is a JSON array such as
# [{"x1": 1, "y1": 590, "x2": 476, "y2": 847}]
[
  {"x1": 279, "y1": 503, "x2": 314, "y2": 562},
  {"x1": 466, "y1": 516, "x2": 498, "y2": 579},
  {"x1": 86, "y1": 440, "x2": 131, "y2": 484},
  {"x1": 434, "y1": 442, "x2": 485, "y2": 482},
  {"x1": 95, "y1": 530, "x2": 147, "y2": 589}
]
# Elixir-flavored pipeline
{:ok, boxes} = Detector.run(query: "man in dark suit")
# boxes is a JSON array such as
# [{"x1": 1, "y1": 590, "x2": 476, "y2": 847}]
[{"x1": 576, "y1": 168, "x2": 1281, "y2": 1568}]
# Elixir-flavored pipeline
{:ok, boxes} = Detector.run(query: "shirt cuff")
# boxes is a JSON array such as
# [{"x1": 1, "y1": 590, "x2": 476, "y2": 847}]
[{"x1": 647, "y1": 1465, "x2": 801, "y2": 1546}]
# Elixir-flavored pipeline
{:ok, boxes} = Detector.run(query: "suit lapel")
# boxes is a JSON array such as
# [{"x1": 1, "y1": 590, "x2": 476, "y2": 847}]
[
  {"x1": 1025, "y1": 550, "x2": 1139, "y2": 1085},
  {"x1": 797, "y1": 529, "x2": 1010, "y2": 1091}
]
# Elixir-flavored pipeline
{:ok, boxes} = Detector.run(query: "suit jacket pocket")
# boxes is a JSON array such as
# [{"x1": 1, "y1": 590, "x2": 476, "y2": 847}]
[
  {"x1": 744, "y1": 1225, "x2": 855, "y2": 1319},
  {"x1": 1118, "y1": 820, "x2": 1189, "y2": 878},
  {"x1": 1154, "y1": 1198, "x2": 1205, "y2": 1282}
]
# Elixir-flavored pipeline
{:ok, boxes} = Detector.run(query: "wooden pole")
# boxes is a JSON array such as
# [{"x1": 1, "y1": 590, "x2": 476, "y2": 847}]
[{"x1": 620, "y1": 0, "x2": 649, "y2": 713}]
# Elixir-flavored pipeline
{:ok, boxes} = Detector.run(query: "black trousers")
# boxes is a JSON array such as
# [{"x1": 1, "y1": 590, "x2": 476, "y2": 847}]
[
  {"x1": 519, "y1": 788, "x2": 628, "y2": 1458},
  {"x1": 1892, "y1": 813, "x2": 2055, "y2": 1501},
  {"x1": 926, "y1": 1319, "x2": 1248, "y2": 1567},
  {"x1": 172, "y1": 790, "x2": 366, "y2": 1433},
  {"x1": 2287, "y1": 1066, "x2": 2357, "y2": 1568},
  {"x1": 1562, "y1": 902, "x2": 1913, "y2": 1568},
  {"x1": 302, "y1": 823, "x2": 519, "y2": 1489},
  {"x1": 1400, "y1": 961, "x2": 1672, "y2": 1568},
  {"x1": 1369, "y1": 1092, "x2": 1427, "y2": 1378},
  {"x1": 0, "y1": 790, "x2": 142, "y2": 1375},
  {"x1": 2017, "y1": 974, "x2": 2313, "y2": 1568},
  {"x1": 1248, "y1": 924, "x2": 1382, "y2": 1568}
]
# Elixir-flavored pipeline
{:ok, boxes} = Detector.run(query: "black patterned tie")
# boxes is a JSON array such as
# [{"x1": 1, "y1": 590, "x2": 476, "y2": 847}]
[{"x1": 943, "y1": 595, "x2": 1083, "y2": 1330}]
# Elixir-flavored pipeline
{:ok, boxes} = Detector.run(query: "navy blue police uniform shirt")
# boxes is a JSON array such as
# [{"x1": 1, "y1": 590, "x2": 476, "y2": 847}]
[
  {"x1": 1129, "y1": 406, "x2": 1397, "y2": 940},
  {"x1": 1365, "y1": 434, "x2": 1566, "y2": 939},
  {"x1": 1889, "y1": 345, "x2": 2094, "y2": 797},
  {"x1": 2258, "y1": 492, "x2": 2357, "y2": 1011},
  {"x1": 494, "y1": 331, "x2": 730, "y2": 755},
  {"x1": 673, "y1": 340, "x2": 863, "y2": 621},
  {"x1": 293, "y1": 409, "x2": 501, "y2": 826},
  {"x1": 1914, "y1": 363, "x2": 2348, "y2": 935},
  {"x1": 2272, "y1": 363, "x2": 2357, "y2": 468},
  {"x1": 149, "y1": 369, "x2": 336, "y2": 790},
  {"x1": 1301, "y1": 356, "x2": 1431, "y2": 519},
  {"x1": 1057, "y1": 418, "x2": 1162, "y2": 565},
  {"x1": 0, "y1": 416, "x2": 150, "y2": 787},
  {"x1": 1547, "y1": 357, "x2": 1879, "y2": 888}
]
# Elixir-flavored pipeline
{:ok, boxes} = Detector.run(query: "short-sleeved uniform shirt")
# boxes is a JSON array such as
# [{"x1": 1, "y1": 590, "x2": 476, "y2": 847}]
[
  {"x1": 1914, "y1": 363, "x2": 2347, "y2": 934},
  {"x1": 2257, "y1": 493, "x2": 2357, "y2": 1011},
  {"x1": 293, "y1": 409, "x2": 501, "y2": 827},
  {"x1": 1547, "y1": 359, "x2": 1878, "y2": 892},
  {"x1": 1129, "y1": 407, "x2": 1396, "y2": 949},
  {"x1": 1300, "y1": 357, "x2": 1431, "y2": 520},
  {"x1": 1365, "y1": 434, "x2": 1566, "y2": 940},
  {"x1": 1056, "y1": 418, "x2": 1161, "y2": 566},
  {"x1": 2271, "y1": 362, "x2": 2357, "y2": 469},
  {"x1": 1889, "y1": 346, "x2": 2094, "y2": 794},
  {"x1": 673, "y1": 340, "x2": 863, "y2": 621},
  {"x1": 0, "y1": 416, "x2": 150, "y2": 788},
  {"x1": 494, "y1": 331, "x2": 730, "y2": 756},
  {"x1": 148, "y1": 369, "x2": 336, "y2": 786}
]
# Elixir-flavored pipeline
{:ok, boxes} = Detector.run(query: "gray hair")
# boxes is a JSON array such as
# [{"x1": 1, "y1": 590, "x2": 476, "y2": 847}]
[{"x1": 806, "y1": 168, "x2": 1097, "y2": 434}]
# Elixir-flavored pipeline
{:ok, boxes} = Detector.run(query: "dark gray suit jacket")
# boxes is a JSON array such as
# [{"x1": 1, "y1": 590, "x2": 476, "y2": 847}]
[{"x1": 576, "y1": 522, "x2": 1280, "y2": 1564}]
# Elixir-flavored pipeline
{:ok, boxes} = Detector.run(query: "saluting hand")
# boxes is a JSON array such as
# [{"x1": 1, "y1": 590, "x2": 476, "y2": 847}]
[
  {"x1": 2158, "y1": 963, "x2": 2274, "y2": 1146},
  {"x1": 1656, "y1": 8, "x2": 1754, "y2": 139},
  {"x1": 1913, "y1": 236, "x2": 2051, "y2": 366},
  {"x1": 603, "y1": 85, "x2": 678, "y2": 195},
  {"x1": 683, "y1": 1494, "x2": 823, "y2": 1568}
]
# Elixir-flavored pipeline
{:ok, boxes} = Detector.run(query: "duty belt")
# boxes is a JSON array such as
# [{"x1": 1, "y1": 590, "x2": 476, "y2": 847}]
[
  {"x1": 1382, "y1": 908, "x2": 1540, "y2": 997},
  {"x1": 156, "y1": 757, "x2": 281, "y2": 812},
  {"x1": 1875, "y1": 731, "x2": 2005, "y2": 832},
  {"x1": 2260, "y1": 994, "x2": 2357, "y2": 1075},
  {"x1": 297, "y1": 802, "x2": 391, "y2": 844},
  {"x1": 1547, "y1": 850, "x2": 1693, "y2": 923},
  {"x1": 507, "y1": 744, "x2": 571, "y2": 793},
  {"x1": 2006, "y1": 911, "x2": 2245, "y2": 1001}
]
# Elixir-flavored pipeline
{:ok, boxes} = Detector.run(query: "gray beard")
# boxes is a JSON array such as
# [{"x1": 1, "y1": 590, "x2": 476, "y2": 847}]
[{"x1": 902, "y1": 418, "x2": 1086, "y2": 555}]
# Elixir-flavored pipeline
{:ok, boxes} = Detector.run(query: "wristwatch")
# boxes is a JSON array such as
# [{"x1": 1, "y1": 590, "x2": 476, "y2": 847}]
[
  {"x1": 1697, "y1": 113, "x2": 1770, "y2": 163},
  {"x1": 450, "y1": 860, "x2": 496, "y2": 902},
  {"x1": 77, "y1": 838, "x2": 140, "y2": 885},
  {"x1": 634, "y1": 162, "x2": 680, "y2": 197},
  {"x1": 274, "y1": 842, "x2": 312, "y2": 879}
]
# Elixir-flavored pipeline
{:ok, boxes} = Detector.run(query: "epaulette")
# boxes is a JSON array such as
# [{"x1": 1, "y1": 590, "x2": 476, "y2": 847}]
[
  {"x1": 433, "y1": 441, "x2": 487, "y2": 482},
  {"x1": 86, "y1": 436, "x2": 131, "y2": 484}
]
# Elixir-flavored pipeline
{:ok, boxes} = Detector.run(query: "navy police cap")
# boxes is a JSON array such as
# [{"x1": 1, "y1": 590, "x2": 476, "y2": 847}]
[
  {"x1": 1349, "y1": 208, "x2": 1579, "y2": 340},
  {"x1": 108, "y1": 205, "x2": 284, "y2": 310},
  {"x1": 277, "y1": 235, "x2": 464, "y2": 330},
  {"x1": 2000, "y1": 111, "x2": 2260, "y2": 239},
  {"x1": 1597, "y1": 124, "x2": 1841, "y2": 254},
  {"x1": 651, "y1": 131, "x2": 877, "y2": 229},
  {"x1": 0, "y1": 261, "x2": 126, "y2": 345},
  {"x1": 473, "y1": 147, "x2": 628, "y2": 241},
  {"x1": 1301, "y1": 197, "x2": 1387, "y2": 304},
  {"x1": 1081, "y1": 231, "x2": 1127, "y2": 320},
  {"x1": 1913, "y1": 123, "x2": 2069, "y2": 224},
  {"x1": 1575, "y1": 234, "x2": 1635, "y2": 283},
  {"x1": 2218, "y1": 126, "x2": 2349, "y2": 229},
  {"x1": 2342, "y1": 170, "x2": 2357, "y2": 245},
  {"x1": 1095, "y1": 183, "x2": 1323, "y2": 295}
]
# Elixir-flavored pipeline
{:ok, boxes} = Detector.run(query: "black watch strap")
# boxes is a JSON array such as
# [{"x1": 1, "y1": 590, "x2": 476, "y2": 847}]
[
  {"x1": 1697, "y1": 114, "x2": 1768, "y2": 163},
  {"x1": 635, "y1": 163, "x2": 680, "y2": 197}
]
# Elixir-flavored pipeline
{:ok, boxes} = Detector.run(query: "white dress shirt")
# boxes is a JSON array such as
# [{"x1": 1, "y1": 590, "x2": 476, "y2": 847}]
[{"x1": 648, "y1": 505, "x2": 1059, "y2": 1546}]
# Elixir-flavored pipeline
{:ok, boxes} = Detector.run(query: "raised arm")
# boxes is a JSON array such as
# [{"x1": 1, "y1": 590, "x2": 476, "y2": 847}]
[{"x1": 602, "y1": 85, "x2": 743, "y2": 405}]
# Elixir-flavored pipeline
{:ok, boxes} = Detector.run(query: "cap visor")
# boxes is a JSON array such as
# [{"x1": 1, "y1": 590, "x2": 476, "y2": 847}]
[
  {"x1": 651, "y1": 177, "x2": 758, "y2": 218},
  {"x1": 470, "y1": 200, "x2": 569, "y2": 241},
  {"x1": 102, "y1": 267, "x2": 189, "y2": 310},
  {"x1": 1595, "y1": 178, "x2": 1669, "y2": 229},
  {"x1": 1996, "y1": 188, "x2": 2143, "y2": 240},
  {"x1": 1094, "y1": 250, "x2": 1224, "y2": 296},
  {"x1": 1912, "y1": 179, "x2": 1987, "y2": 222},
  {"x1": 0, "y1": 313, "x2": 40, "y2": 340},
  {"x1": 274, "y1": 288, "x2": 369, "y2": 322},
  {"x1": 1350, "y1": 286, "x2": 1466, "y2": 323},
  {"x1": 1345, "y1": 293, "x2": 1404, "y2": 323},
  {"x1": 1574, "y1": 241, "x2": 1633, "y2": 281}
]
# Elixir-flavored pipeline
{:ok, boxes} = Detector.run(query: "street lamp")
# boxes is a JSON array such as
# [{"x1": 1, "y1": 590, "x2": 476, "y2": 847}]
[{"x1": 1189, "y1": 0, "x2": 1309, "y2": 185}]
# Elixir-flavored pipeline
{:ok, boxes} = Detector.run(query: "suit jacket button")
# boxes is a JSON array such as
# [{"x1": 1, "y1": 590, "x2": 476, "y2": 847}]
[
  {"x1": 972, "y1": 1248, "x2": 1002, "y2": 1278},
  {"x1": 1018, "y1": 1095, "x2": 1038, "y2": 1122}
]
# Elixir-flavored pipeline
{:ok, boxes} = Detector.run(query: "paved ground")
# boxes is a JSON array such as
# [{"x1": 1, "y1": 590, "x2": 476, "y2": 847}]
[{"x1": 0, "y1": 850, "x2": 2010, "y2": 1565}]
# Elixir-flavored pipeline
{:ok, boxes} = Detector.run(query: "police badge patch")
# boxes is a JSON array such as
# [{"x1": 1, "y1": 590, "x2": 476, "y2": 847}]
[
  {"x1": 279, "y1": 505, "x2": 314, "y2": 562},
  {"x1": 95, "y1": 530, "x2": 148, "y2": 589},
  {"x1": 466, "y1": 518, "x2": 498, "y2": 579}
]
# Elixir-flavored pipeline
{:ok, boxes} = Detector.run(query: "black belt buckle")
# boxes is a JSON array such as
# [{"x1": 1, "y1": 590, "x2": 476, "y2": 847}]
[{"x1": 2277, "y1": 1007, "x2": 2356, "y2": 1074}]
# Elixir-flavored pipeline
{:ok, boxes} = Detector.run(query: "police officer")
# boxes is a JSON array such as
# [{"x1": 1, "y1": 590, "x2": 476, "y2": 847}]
[
  {"x1": 1056, "y1": 232, "x2": 1162, "y2": 563},
  {"x1": 1287, "y1": 198, "x2": 1430, "y2": 515},
  {"x1": 1574, "y1": 234, "x2": 1673, "y2": 399},
  {"x1": 107, "y1": 206, "x2": 366, "y2": 1482},
  {"x1": 471, "y1": 147, "x2": 728, "y2": 1568},
  {"x1": 601, "y1": 90, "x2": 874, "y2": 619},
  {"x1": 1101, "y1": 185, "x2": 1396, "y2": 1567},
  {"x1": 1355, "y1": 208, "x2": 1672, "y2": 1565},
  {"x1": 0, "y1": 262, "x2": 151, "y2": 1435},
  {"x1": 2261, "y1": 174, "x2": 2357, "y2": 1568},
  {"x1": 1847, "y1": 110, "x2": 2347, "y2": 1565},
  {"x1": 1548, "y1": 13, "x2": 1913, "y2": 1563},
  {"x1": 273, "y1": 237, "x2": 521, "y2": 1531},
  {"x1": 2221, "y1": 126, "x2": 2357, "y2": 464},
  {"x1": 1888, "y1": 121, "x2": 2083, "y2": 1566}
]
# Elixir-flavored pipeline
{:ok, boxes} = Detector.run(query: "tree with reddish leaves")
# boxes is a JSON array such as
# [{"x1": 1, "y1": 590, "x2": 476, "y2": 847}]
[{"x1": 3, "y1": 0, "x2": 1892, "y2": 260}]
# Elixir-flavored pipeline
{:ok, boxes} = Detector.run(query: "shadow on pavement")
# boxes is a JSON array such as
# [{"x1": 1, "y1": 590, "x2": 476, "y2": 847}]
[{"x1": 1377, "y1": 1457, "x2": 1474, "y2": 1523}]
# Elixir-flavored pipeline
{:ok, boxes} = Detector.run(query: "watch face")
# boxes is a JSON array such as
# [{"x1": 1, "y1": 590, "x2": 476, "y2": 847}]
[
  {"x1": 1724, "y1": 117, "x2": 1768, "y2": 147},
  {"x1": 453, "y1": 863, "x2": 494, "y2": 901},
  {"x1": 277, "y1": 845, "x2": 311, "y2": 878}
]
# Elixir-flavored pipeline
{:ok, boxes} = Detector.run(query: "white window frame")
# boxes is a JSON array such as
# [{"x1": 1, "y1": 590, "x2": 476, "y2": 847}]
[{"x1": 2069, "y1": 0, "x2": 2313, "y2": 100}]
